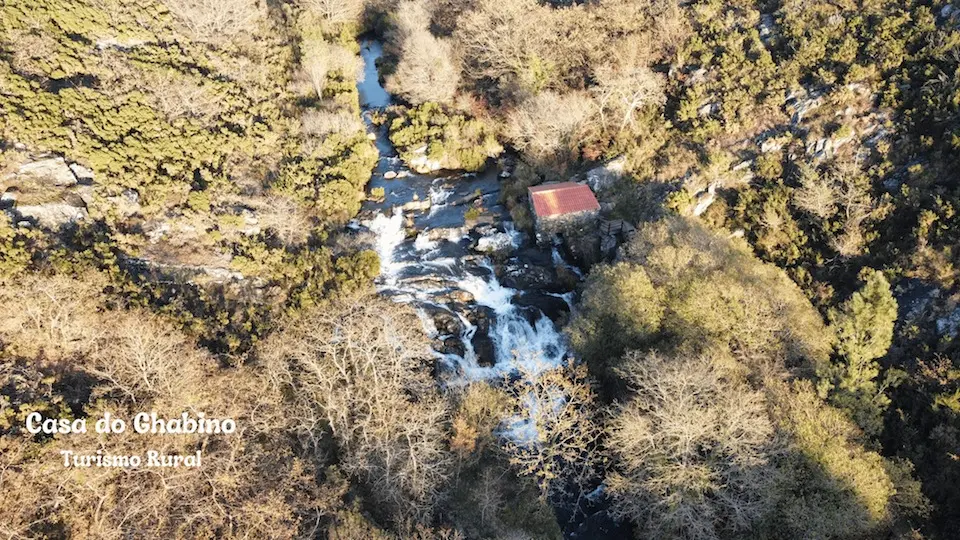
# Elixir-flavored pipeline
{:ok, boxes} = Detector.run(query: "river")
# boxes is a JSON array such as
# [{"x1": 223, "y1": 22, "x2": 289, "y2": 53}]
[
  {"x1": 354, "y1": 41, "x2": 577, "y2": 386},
  {"x1": 352, "y1": 41, "x2": 631, "y2": 539}
]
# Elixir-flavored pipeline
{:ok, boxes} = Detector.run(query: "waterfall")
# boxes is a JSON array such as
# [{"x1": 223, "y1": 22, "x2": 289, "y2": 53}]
[
  {"x1": 357, "y1": 38, "x2": 574, "y2": 413},
  {"x1": 368, "y1": 209, "x2": 406, "y2": 286}
]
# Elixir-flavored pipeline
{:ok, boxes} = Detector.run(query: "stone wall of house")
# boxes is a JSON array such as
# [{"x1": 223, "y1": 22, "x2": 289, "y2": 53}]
[{"x1": 533, "y1": 209, "x2": 599, "y2": 244}]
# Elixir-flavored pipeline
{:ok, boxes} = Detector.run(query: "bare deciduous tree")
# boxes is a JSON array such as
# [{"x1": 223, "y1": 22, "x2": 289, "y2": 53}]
[
  {"x1": 144, "y1": 72, "x2": 224, "y2": 125},
  {"x1": 793, "y1": 162, "x2": 878, "y2": 257},
  {"x1": 260, "y1": 295, "x2": 454, "y2": 520},
  {"x1": 506, "y1": 91, "x2": 592, "y2": 170},
  {"x1": 455, "y1": 0, "x2": 552, "y2": 88},
  {"x1": 593, "y1": 65, "x2": 665, "y2": 131},
  {"x1": 606, "y1": 351, "x2": 780, "y2": 539},
  {"x1": 793, "y1": 164, "x2": 839, "y2": 220},
  {"x1": 163, "y1": 0, "x2": 265, "y2": 40},
  {"x1": 501, "y1": 361, "x2": 602, "y2": 503},
  {"x1": 386, "y1": 1, "x2": 460, "y2": 105},
  {"x1": 88, "y1": 311, "x2": 212, "y2": 406},
  {"x1": 0, "y1": 275, "x2": 335, "y2": 539},
  {"x1": 0, "y1": 272, "x2": 108, "y2": 359},
  {"x1": 299, "y1": 0, "x2": 364, "y2": 27},
  {"x1": 300, "y1": 41, "x2": 363, "y2": 99},
  {"x1": 389, "y1": 32, "x2": 460, "y2": 105},
  {"x1": 831, "y1": 171, "x2": 877, "y2": 257},
  {"x1": 252, "y1": 194, "x2": 314, "y2": 245}
]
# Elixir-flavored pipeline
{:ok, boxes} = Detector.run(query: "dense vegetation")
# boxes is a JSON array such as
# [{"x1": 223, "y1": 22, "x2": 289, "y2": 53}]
[
  {"x1": 376, "y1": 0, "x2": 960, "y2": 536},
  {"x1": 2, "y1": 0, "x2": 960, "y2": 538}
]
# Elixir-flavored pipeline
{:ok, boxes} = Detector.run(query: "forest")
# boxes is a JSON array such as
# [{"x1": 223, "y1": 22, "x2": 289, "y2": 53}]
[{"x1": 1, "y1": 0, "x2": 958, "y2": 539}]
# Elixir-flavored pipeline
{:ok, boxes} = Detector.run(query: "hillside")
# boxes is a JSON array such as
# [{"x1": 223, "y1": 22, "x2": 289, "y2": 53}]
[{"x1": 1, "y1": 1, "x2": 959, "y2": 539}]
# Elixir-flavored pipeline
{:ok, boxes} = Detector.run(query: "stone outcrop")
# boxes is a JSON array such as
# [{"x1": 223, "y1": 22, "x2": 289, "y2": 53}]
[
  {"x1": 406, "y1": 145, "x2": 445, "y2": 174},
  {"x1": 584, "y1": 156, "x2": 626, "y2": 192},
  {"x1": 13, "y1": 203, "x2": 88, "y2": 228},
  {"x1": 2, "y1": 155, "x2": 95, "y2": 228},
  {"x1": 474, "y1": 231, "x2": 515, "y2": 254},
  {"x1": 471, "y1": 332, "x2": 496, "y2": 367},
  {"x1": 122, "y1": 256, "x2": 244, "y2": 284},
  {"x1": 515, "y1": 291, "x2": 571, "y2": 325},
  {"x1": 16, "y1": 157, "x2": 78, "y2": 187}
]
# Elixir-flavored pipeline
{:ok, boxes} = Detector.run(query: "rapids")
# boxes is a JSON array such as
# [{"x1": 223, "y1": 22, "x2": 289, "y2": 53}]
[{"x1": 355, "y1": 40, "x2": 575, "y2": 385}]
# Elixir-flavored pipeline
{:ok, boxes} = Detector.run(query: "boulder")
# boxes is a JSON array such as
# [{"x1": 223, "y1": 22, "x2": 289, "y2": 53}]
[
  {"x1": 69, "y1": 163, "x2": 95, "y2": 183},
  {"x1": 692, "y1": 183, "x2": 717, "y2": 216},
  {"x1": 437, "y1": 289, "x2": 475, "y2": 305},
  {"x1": 433, "y1": 337, "x2": 466, "y2": 357},
  {"x1": 123, "y1": 256, "x2": 243, "y2": 284},
  {"x1": 517, "y1": 305, "x2": 542, "y2": 327},
  {"x1": 471, "y1": 332, "x2": 496, "y2": 367},
  {"x1": 401, "y1": 275, "x2": 454, "y2": 291},
  {"x1": 402, "y1": 199, "x2": 431, "y2": 212},
  {"x1": 431, "y1": 309, "x2": 463, "y2": 336},
  {"x1": 466, "y1": 305, "x2": 495, "y2": 335},
  {"x1": 14, "y1": 203, "x2": 87, "y2": 228},
  {"x1": 408, "y1": 146, "x2": 444, "y2": 174},
  {"x1": 758, "y1": 13, "x2": 777, "y2": 43},
  {"x1": 759, "y1": 136, "x2": 787, "y2": 153},
  {"x1": 936, "y1": 307, "x2": 960, "y2": 339},
  {"x1": 238, "y1": 208, "x2": 260, "y2": 236},
  {"x1": 806, "y1": 137, "x2": 834, "y2": 160},
  {"x1": 787, "y1": 88, "x2": 823, "y2": 125},
  {"x1": 0, "y1": 189, "x2": 17, "y2": 209},
  {"x1": 17, "y1": 157, "x2": 77, "y2": 187},
  {"x1": 144, "y1": 220, "x2": 171, "y2": 243},
  {"x1": 584, "y1": 156, "x2": 626, "y2": 192},
  {"x1": 516, "y1": 291, "x2": 571, "y2": 325},
  {"x1": 498, "y1": 262, "x2": 560, "y2": 292},
  {"x1": 425, "y1": 226, "x2": 468, "y2": 242},
  {"x1": 106, "y1": 188, "x2": 142, "y2": 217},
  {"x1": 698, "y1": 101, "x2": 720, "y2": 117},
  {"x1": 474, "y1": 231, "x2": 515, "y2": 254}
]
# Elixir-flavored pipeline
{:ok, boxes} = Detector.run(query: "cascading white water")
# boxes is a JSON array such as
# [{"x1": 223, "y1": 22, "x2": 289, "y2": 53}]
[
  {"x1": 368, "y1": 210, "x2": 406, "y2": 285},
  {"x1": 414, "y1": 232, "x2": 439, "y2": 252},
  {"x1": 457, "y1": 268, "x2": 516, "y2": 315},
  {"x1": 357, "y1": 38, "x2": 573, "y2": 399},
  {"x1": 427, "y1": 183, "x2": 454, "y2": 217}
]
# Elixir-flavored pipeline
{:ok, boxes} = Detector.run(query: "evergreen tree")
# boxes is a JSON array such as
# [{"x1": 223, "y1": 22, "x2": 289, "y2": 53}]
[{"x1": 819, "y1": 269, "x2": 901, "y2": 435}]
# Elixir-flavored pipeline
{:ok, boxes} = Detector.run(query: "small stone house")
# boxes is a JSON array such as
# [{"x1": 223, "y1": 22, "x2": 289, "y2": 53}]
[{"x1": 528, "y1": 182, "x2": 600, "y2": 244}]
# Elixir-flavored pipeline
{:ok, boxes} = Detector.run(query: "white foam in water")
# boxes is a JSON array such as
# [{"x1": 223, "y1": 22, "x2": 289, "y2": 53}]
[
  {"x1": 493, "y1": 314, "x2": 566, "y2": 369},
  {"x1": 447, "y1": 228, "x2": 465, "y2": 244},
  {"x1": 417, "y1": 308, "x2": 439, "y2": 338},
  {"x1": 552, "y1": 247, "x2": 583, "y2": 278},
  {"x1": 368, "y1": 209, "x2": 406, "y2": 285},
  {"x1": 547, "y1": 291, "x2": 575, "y2": 312},
  {"x1": 423, "y1": 257, "x2": 457, "y2": 274},
  {"x1": 504, "y1": 222, "x2": 523, "y2": 249},
  {"x1": 414, "y1": 232, "x2": 438, "y2": 252},
  {"x1": 457, "y1": 272, "x2": 516, "y2": 314},
  {"x1": 451, "y1": 261, "x2": 569, "y2": 379},
  {"x1": 428, "y1": 183, "x2": 454, "y2": 217}
]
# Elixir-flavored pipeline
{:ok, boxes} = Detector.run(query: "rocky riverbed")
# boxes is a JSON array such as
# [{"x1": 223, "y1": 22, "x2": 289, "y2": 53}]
[{"x1": 353, "y1": 40, "x2": 581, "y2": 385}]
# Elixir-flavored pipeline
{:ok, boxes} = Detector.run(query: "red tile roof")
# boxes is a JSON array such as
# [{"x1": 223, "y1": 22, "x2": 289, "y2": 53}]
[{"x1": 528, "y1": 182, "x2": 600, "y2": 218}]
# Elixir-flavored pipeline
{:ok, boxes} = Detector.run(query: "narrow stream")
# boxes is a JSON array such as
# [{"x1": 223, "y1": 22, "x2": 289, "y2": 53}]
[{"x1": 354, "y1": 41, "x2": 577, "y2": 387}]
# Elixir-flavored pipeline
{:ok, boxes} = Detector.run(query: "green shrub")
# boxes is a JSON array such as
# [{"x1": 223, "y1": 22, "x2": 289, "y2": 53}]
[
  {"x1": 755, "y1": 153, "x2": 784, "y2": 181},
  {"x1": 388, "y1": 103, "x2": 502, "y2": 172}
]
